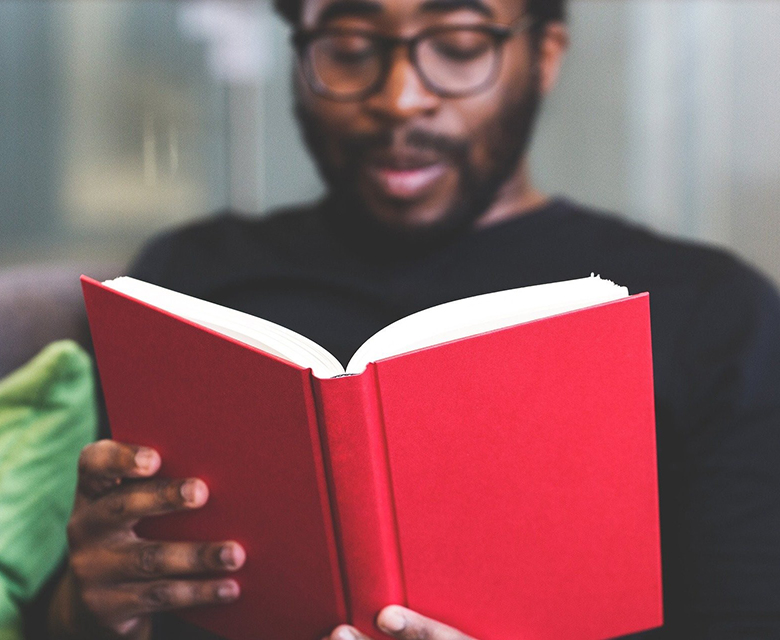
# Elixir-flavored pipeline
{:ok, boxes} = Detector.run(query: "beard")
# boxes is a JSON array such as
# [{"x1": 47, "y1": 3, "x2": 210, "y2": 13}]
[{"x1": 295, "y1": 64, "x2": 542, "y2": 249}]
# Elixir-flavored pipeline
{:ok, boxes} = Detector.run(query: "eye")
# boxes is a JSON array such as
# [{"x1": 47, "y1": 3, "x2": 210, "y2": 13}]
[
  {"x1": 321, "y1": 35, "x2": 376, "y2": 65},
  {"x1": 429, "y1": 30, "x2": 492, "y2": 62}
]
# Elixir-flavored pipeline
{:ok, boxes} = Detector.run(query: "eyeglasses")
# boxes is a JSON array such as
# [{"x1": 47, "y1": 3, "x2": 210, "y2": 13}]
[{"x1": 293, "y1": 15, "x2": 535, "y2": 101}]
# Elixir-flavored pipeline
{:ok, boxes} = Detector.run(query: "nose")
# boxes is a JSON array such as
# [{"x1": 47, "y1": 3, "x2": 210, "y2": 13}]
[{"x1": 364, "y1": 49, "x2": 440, "y2": 122}]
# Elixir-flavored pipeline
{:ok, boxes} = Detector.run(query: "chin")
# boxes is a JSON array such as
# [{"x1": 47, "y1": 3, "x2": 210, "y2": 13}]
[
  {"x1": 371, "y1": 205, "x2": 450, "y2": 230},
  {"x1": 362, "y1": 196, "x2": 460, "y2": 232},
  {"x1": 351, "y1": 197, "x2": 485, "y2": 248}
]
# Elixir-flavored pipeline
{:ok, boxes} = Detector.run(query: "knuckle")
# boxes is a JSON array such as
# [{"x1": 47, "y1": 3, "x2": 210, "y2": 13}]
[
  {"x1": 77, "y1": 441, "x2": 131, "y2": 500},
  {"x1": 65, "y1": 511, "x2": 102, "y2": 554},
  {"x1": 81, "y1": 440, "x2": 113, "y2": 470},
  {"x1": 201, "y1": 583, "x2": 219, "y2": 604},
  {"x1": 141, "y1": 582, "x2": 175, "y2": 609},
  {"x1": 135, "y1": 544, "x2": 164, "y2": 576},
  {"x1": 402, "y1": 625, "x2": 433, "y2": 640},
  {"x1": 80, "y1": 588, "x2": 104, "y2": 616},
  {"x1": 83, "y1": 440, "x2": 139, "y2": 479},
  {"x1": 196, "y1": 543, "x2": 220, "y2": 571},
  {"x1": 158, "y1": 480, "x2": 184, "y2": 510},
  {"x1": 204, "y1": 581, "x2": 232, "y2": 604},
  {"x1": 104, "y1": 491, "x2": 128, "y2": 517}
]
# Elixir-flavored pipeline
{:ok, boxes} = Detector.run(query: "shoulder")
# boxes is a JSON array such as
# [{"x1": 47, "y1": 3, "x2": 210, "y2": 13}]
[
  {"x1": 553, "y1": 200, "x2": 780, "y2": 369},
  {"x1": 127, "y1": 204, "x2": 325, "y2": 293},
  {"x1": 568, "y1": 202, "x2": 780, "y2": 422},
  {"x1": 557, "y1": 200, "x2": 777, "y2": 307},
  {"x1": 131, "y1": 204, "x2": 321, "y2": 268}
]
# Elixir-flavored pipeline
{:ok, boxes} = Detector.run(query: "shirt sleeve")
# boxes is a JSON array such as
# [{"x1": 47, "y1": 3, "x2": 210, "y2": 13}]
[{"x1": 654, "y1": 266, "x2": 780, "y2": 638}]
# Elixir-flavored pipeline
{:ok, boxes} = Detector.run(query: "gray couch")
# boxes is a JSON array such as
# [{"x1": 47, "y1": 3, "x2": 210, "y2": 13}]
[
  {"x1": 0, "y1": 263, "x2": 122, "y2": 378},
  {"x1": 0, "y1": 263, "x2": 123, "y2": 638}
]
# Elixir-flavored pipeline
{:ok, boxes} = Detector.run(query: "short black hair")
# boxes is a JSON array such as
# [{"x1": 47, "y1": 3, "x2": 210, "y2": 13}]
[{"x1": 273, "y1": 0, "x2": 567, "y2": 27}]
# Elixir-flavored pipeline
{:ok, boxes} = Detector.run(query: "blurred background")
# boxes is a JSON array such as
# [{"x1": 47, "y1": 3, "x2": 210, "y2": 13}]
[{"x1": 1, "y1": 0, "x2": 779, "y2": 282}]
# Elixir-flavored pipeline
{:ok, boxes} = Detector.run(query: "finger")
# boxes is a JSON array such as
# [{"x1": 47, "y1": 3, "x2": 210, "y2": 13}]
[
  {"x1": 132, "y1": 579, "x2": 241, "y2": 615},
  {"x1": 84, "y1": 477, "x2": 208, "y2": 528},
  {"x1": 85, "y1": 578, "x2": 240, "y2": 622},
  {"x1": 82, "y1": 540, "x2": 246, "y2": 582},
  {"x1": 78, "y1": 441, "x2": 161, "y2": 498},
  {"x1": 112, "y1": 617, "x2": 150, "y2": 638},
  {"x1": 329, "y1": 625, "x2": 373, "y2": 640},
  {"x1": 376, "y1": 606, "x2": 476, "y2": 640}
]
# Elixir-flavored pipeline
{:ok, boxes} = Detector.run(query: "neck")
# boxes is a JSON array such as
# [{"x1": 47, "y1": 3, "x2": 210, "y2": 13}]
[{"x1": 474, "y1": 159, "x2": 548, "y2": 229}]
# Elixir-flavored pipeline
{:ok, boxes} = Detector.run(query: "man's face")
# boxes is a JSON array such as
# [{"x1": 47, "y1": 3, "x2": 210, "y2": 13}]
[{"x1": 295, "y1": 0, "x2": 544, "y2": 233}]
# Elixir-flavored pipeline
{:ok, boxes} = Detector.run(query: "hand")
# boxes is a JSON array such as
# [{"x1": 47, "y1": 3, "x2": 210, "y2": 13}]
[
  {"x1": 49, "y1": 440, "x2": 246, "y2": 639},
  {"x1": 327, "y1": 606, "x2": 477, "y2": 640}
]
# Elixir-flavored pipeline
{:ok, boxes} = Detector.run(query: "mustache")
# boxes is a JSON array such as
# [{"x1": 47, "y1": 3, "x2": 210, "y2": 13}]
[{"x1": 343, "y1": 128, "x2": 470, "y2": 160}]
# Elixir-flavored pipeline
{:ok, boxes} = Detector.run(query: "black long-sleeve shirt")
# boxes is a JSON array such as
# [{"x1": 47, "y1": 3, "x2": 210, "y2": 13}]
[{"x1": 128, "y1": 197, "x2": 780, "y2": 639}]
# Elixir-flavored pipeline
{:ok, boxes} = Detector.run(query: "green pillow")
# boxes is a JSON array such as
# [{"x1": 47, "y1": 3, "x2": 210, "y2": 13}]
[{"x1": 0, "y1": 341, "x2": 97, "y2": 640}]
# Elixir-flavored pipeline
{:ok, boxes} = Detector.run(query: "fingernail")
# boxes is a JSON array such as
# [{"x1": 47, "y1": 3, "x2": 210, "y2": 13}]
[
  {"x1": 181, "y1": 479, "x2": 208, "y2": 506},
  {"x1": 134, "y1": 448, "x2": 159, "y2": 473},
  {"x1": 334, "y1": 627, "x2": 356, "y2": 640},
  {"x1": 217, "y1": 581, "x2": 240, "y2": 601},
  {"x1": 115, "y1": 619, "x2": 141, "y2": 634},
  {"x1": 378, "y1": 607, "x2": 406, "y2": 633},
  {"x1": 220, "y1": 542, "x2": 246, "y2": 569}
]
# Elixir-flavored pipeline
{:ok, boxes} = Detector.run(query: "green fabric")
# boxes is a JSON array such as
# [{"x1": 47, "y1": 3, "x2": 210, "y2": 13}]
[{"x1": 0, "y1": 341, "x2": 97, "y2": 640}]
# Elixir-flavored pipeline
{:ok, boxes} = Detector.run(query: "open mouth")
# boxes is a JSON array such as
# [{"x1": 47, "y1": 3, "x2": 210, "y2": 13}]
[
  {"x1": 366, "y1": 164, "x2": 448, "y2": 200},
  {"x1": 363, "y1": 152, "x2": 449, "y2": 200}
]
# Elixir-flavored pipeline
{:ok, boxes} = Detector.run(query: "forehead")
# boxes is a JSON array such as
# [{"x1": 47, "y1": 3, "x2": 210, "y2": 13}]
[{"x1": 300, "y1": 0, "x2": 522, "y2": 26}]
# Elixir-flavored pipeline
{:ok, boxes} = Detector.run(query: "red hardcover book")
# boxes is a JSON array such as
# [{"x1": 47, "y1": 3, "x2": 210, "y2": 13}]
[{"x1": 82, "y1": 275, "x2": 663, "y2": 640}]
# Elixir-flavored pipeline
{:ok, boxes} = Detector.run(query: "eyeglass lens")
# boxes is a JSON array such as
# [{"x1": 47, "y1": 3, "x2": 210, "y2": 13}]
[
  {"x1": 306, "y1": 29, "x2": 501, "y2": 98},
  {"x1": 309, "y1": 34, "x2": 383, "y2": 96}
]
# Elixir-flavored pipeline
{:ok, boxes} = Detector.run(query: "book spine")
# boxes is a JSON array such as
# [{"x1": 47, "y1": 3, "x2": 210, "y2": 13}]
[{"x1": 313, "y1": 367, "x2": 405, "y2": 636}]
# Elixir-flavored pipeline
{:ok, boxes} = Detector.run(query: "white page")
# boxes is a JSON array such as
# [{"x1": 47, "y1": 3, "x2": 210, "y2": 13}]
[
  {"x1": 103, "y1": 277, "x2": 345, "y2": 378},
  {"x1": 103, "y1": 275, "x2": 628, "y2": 379},
  {"x1": 345, "y1": 276, "x2": 628, "y2": 373}
]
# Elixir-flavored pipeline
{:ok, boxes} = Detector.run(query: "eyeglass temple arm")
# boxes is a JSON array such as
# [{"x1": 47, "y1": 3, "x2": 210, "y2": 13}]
[{"x1": 509, "y1": 14, "x2": 537, "y2": 33}]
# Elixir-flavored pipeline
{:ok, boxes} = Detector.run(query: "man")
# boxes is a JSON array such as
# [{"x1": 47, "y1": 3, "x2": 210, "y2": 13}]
[{"x1": 48, "y1": 0, "x2": 780, "y2": 638}]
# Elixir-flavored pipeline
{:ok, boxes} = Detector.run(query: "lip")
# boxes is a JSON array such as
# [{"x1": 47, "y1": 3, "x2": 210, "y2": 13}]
[{"x1": 363, "y1": 155, "x2": 449, "y2": 200}]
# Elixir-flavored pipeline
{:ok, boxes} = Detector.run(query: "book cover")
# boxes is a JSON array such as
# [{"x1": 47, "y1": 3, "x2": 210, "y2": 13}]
[{"x1": 82, "y1": 276, "x2": 663, "y2": 640}]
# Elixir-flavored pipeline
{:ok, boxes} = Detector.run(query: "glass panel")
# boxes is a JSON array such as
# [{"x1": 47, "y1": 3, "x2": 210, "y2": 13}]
[
  {"x1": 1, "y1": 0, "x2": 779, "y2": 285},
  {"x1": 532, "y1": 1, "x2": 780, "y2": 283},
  {"x1": 0, "y1": 0, "x2": 236, "y2": 265}
]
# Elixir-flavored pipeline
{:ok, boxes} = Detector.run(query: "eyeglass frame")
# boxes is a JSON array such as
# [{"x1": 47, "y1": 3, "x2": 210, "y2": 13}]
[{"x1": 292, "y1": 14, "x2": 537, "y2": 101}]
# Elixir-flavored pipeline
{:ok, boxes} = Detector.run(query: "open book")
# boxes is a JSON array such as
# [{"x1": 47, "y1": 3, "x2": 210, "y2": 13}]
[
  {"x1": 82, "y1": 275, "x2": 663, "y2": 640},
  {"x1": 100, "y1": 275, "x2": 630, "y2": 377}
]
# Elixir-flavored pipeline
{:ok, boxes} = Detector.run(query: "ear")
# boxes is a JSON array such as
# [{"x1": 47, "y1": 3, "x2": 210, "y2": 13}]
[{"x1": 537, "y1": 22, "x2": 569, "y2": 95}]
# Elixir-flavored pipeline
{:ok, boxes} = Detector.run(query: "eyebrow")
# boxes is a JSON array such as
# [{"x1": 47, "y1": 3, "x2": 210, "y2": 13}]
[
  {"x1": 315, "y1": 0, "x2": 495, "y2": 25},
  {"x1": 418, "y1": 0, "x2": 495, "y2": 18},
  {"x1": 316, "y1": 0, "x2": 383, "y2": 24}
]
